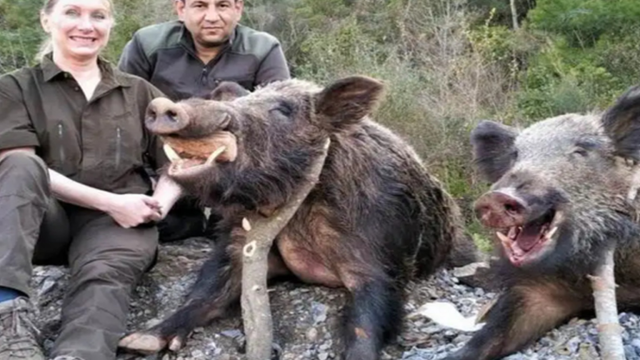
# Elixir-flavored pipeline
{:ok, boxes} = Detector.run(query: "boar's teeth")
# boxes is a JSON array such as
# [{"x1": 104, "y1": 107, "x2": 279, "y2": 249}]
[
  {"x1": 205, "y1": 146, "x2": 227, "y2": 166},
  {"x1": 242, "y1": 217, "x2": 252, "y2": 232},
  {"x1": 545, "y1": 226, "x2": 558, "y2": 240},
  {"x1": 496, "y1": 231, "x2": 512, "y2": 246},
  {"x1": 508, "y1": 226, "x2": 517, "y2": 239},
  {"x1": 163, "y1": 144, "x2": 181, "y2": 162}
]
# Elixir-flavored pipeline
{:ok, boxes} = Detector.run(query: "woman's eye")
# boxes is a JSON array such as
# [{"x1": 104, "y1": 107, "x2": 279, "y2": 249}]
[{"x1": 65, "y1": 9, "x2": 79, "y2": 17}]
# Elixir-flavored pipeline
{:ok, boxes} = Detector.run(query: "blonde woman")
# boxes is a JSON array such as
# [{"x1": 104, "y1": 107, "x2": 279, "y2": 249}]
[{"x1": 0, "y1": 0, "x2": 182, "y2": 359}]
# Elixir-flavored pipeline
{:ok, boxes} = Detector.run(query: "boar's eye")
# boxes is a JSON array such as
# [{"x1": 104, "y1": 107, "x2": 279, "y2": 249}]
[
  {"x1": 572, "y1": 148, "x2": 589, "y2": 157},
  {"x1": 572, "y1": 138, "x2": 601, "y2": 157},
  {"x1": 270, "y1": 102, "x2": 294, "y2": 118}
]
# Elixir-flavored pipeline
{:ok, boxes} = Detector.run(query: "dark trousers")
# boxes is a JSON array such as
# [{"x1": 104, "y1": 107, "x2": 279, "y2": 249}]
[{"x1": 0, "y1": 152, "x2": 158, "y2": 360}]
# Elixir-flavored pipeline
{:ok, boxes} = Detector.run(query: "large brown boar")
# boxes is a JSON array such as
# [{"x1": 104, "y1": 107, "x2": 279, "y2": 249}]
[
  {"x1": 444, "y1": 86, "x2": 640, "y2": 360},
  {"x1": 118, "y1": 76, "x2": 475, "y2": 359}
]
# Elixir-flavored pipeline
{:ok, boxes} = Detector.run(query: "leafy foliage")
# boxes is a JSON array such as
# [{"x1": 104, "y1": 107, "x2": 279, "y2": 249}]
[{"x1": 2, "y1": 0, "x2": 640, "y2": 250}]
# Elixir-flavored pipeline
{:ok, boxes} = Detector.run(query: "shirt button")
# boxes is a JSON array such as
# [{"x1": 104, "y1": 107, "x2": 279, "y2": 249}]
[{"x1": 74, "y1": 87, "x2": 80, "y2": 91}]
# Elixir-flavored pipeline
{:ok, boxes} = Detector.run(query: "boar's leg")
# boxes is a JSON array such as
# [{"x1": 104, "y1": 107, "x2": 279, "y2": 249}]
[
  {"x1": 443, "y1": 281, "x2": 584, "y2": 360},
  {"x1": 340, "y1": 275, "x2": 404, "y2": 360},
  {"x1": 119, "y1": 231, "x2": 290, "y2": 354},
  {"x1": 118, "y1": 235, "x2": 243, "y2": 353}
]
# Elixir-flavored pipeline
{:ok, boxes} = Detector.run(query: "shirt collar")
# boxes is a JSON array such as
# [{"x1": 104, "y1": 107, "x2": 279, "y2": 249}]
[{"x1": 41, "y1": 52, "x2": 132, "y2": 88}]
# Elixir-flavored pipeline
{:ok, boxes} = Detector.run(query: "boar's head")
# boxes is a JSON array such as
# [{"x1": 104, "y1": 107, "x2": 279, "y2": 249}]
[
  {"x1": 471, "y1": 86, "x2": 640, "y2": 274},
  {"x1": 144, "y1": 76, "x2": 384, "y2": 209}
]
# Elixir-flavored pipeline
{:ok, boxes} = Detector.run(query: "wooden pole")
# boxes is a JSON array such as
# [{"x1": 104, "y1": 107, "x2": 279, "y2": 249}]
[
  {"x1": 240, "y1": 139, "x2": 331, "y2": 360},
  {"x1": 589, "y1": 248, "x2": 625, "y2": 360}
]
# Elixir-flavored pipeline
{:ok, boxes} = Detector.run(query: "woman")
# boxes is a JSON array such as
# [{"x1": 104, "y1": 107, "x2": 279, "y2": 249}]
[{"x1": 0, "y1": 0, "x2": 182, "y2": 359}]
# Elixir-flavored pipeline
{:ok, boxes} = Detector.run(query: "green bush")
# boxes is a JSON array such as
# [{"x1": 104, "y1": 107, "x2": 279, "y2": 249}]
[
  {"x1": 528, "y1": 0, "x2": 640, "y2": 47},
  {"x1": 3, "y1": 0, "x2": 640, "y2": 253},
  {"x1": 515, "y1": 0, "x2": 640, "y2": 121}
]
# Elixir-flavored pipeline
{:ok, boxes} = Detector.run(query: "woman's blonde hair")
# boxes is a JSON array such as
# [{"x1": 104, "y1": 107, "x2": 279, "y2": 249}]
[{"x1": 35, "y1": 0, "x2": 115, "y2": 62}]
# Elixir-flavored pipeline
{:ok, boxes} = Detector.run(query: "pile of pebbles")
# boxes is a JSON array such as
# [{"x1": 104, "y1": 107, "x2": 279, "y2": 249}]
[{"x1": 28, "y1": 237, "x2": 640, "y2": 360}]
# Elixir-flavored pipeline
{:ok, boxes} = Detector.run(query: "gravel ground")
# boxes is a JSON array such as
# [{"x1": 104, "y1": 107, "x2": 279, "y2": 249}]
[{"x1": 29, "y1": 237, "x2": 640, "y2": 360}]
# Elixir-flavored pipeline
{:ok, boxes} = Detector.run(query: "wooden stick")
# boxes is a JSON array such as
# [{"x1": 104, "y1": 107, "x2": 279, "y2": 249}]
[
  {"x1": 240, "y1": 139, "x2": 331, "y2": 360},
  {"x1": 589, "y1": 247, "x2": 625, "y2": 360}
]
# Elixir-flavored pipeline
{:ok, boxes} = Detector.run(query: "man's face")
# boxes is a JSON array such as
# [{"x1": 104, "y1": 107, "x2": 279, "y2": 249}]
[{"x1": 176, "y1": 0, "x2": 243, "y2": 48}]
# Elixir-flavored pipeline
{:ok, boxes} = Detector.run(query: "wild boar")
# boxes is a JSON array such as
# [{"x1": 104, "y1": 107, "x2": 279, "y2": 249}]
[
  {"x1": 118, "y1": 76, "x2": 475, "y2": 359},
  {"x1": 445, "y1": 86, "x2": 640, "y2": 360}
]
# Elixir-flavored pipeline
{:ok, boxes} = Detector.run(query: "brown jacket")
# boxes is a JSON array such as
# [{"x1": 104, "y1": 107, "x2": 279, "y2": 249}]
[{"x1": 0, "y1": 54, "x2": 166, "y2": 194}]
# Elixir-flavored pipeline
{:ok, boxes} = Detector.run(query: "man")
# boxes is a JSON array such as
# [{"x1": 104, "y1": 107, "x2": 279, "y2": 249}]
[{"x1": 118, "y1": 0, "x2": 290, "y2": 242}]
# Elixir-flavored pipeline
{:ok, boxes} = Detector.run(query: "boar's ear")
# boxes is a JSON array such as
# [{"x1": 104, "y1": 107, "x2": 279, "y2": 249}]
[
  {"x1": 314, "y1": 76, "x2": 385, "y2": 128},
  {"x1": 603, "y1": 85, "x2": 640, "y2": 160},
  {"x1": 208, "y1": 82, "x2": 250, "y2": 102},
  {"x1": 471, "y1": 120, "x2": 519, "y2": 183}
]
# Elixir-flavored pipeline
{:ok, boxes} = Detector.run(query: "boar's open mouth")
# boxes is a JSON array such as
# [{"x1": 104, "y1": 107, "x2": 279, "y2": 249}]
[
  {"x1": 158, "y1": 131, "x2": 238, "y2": 178},
  {"x1": 496, "y1": 209, "x2": 563, "y2": 266},
  {"x1": 163, "y1": 143, "x2": 226, "y2": 176}
]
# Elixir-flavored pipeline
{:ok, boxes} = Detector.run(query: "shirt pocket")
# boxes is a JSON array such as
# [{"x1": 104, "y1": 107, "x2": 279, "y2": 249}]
[
  {"x1": 105, "y1": 110, "x2": 144, "y2": 180},
  {"x1": 45, "y1": 120, "x2": 81, "y2": 176}
]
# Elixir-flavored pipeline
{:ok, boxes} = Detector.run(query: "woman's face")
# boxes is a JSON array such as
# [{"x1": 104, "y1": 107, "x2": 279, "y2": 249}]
[{"x1": 41, "y1": 0, "x2": 113, "y2": 61}]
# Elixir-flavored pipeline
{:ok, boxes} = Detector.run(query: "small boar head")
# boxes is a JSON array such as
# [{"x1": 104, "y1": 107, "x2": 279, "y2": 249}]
[
  {"x1": 144, "y1": 76, "x2": 384, "y2": 207},
  {"x1": 471, "y1": 86, "x2": 640, "y2": 273}
]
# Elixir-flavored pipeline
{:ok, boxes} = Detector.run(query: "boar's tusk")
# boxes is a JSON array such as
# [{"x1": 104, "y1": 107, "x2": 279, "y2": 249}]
[
  {"x1": 546, "y1": 226, "x2": 558, "y2": 240},
  {"x1": 163, "y1": 144, "x2": 181, "y2": 162},
  {"x1": 496, "y1": 231, "x2": 511, "y2": 246},
  {"x1": 242, "y1": 217, "x2": 252, "y2": 232},
  {"x1": 205, "y1": 146, "x2": 227, "y2": 166}
]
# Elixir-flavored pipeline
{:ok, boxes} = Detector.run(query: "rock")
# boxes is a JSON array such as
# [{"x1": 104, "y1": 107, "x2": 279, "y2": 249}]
[
  {"x1": 452, "y1": 261, "x2": 496, "y2": 290},
  {"x1": 312, "y1": 302, "x2": 328, "y2": 324},
  {"x1": 220, "y1": 329, "x2": 243, "y2": 339},
  {"x1": 306, "y1": 327, "x2": 319, "y2": 342}
]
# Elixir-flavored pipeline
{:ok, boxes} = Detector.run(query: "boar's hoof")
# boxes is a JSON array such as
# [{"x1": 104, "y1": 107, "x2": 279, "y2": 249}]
[
  {"x1": 118, "y1": 329, "x2": 189, "y2": 355},
  {"x1": 117, "y1": 332, "x2": 167, "y2": 354}
]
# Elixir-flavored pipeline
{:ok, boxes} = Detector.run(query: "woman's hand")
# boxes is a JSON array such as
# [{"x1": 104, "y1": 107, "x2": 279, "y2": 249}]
[{"x1": 104, "y1": 194, "x2": 163, "y2": 228}]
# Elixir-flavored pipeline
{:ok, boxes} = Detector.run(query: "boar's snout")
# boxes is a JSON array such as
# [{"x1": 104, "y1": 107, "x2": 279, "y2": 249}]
[
  {"x1": 475, "y1": 191, "x2": 529, "y2": 229},
  {"x1": 146, "y1": 98, "x2": 189, "y2": 135}
]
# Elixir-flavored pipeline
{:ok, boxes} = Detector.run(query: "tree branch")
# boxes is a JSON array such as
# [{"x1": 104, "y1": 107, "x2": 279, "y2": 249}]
[
  {"x1": 240, "y1": 138, "x2": 331, "y2": 360},
  {"x1": 510, "y1": 0, "x2": 519, "y2": 30},
  {"x1": 589, "y1": 247, "x2": 625, "y2": 360}
]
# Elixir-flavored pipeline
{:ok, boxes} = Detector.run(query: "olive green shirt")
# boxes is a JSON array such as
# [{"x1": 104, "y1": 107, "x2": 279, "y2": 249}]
[{"x1": 0, "y1": 54, "x2": 167, "y2": 195}]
